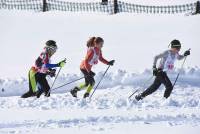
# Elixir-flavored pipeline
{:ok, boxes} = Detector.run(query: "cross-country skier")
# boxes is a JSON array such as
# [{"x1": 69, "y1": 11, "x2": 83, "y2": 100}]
[
  {"x1": 135, "y1": 39, "x2": 190, "y2": 101},
  {"x1": 21, "y1": 40, "x2": 66, "y2": 98},
  {"x1": 70, "y1": 37, "x2": 115, "y2": 98}
]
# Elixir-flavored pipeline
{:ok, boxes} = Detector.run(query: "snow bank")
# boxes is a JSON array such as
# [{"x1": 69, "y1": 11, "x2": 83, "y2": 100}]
[
  {"x1": 0, "y1": 84, "x2": 200, "y2": 134},
  {"x1": 0, "y1": 67, "x2": 199, "y2": 97},
  {"x1": 0, "y1": 86, "x2": 200, "y2": 109}
]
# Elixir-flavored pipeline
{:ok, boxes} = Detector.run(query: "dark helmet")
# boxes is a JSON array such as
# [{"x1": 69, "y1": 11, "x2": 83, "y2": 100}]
[
  {"x1": 170, "y1": 39, "x2": 181, "y2": 49},
  {"x1": 45, "y1": 40, "x2": 57, "y2": 52},
  {"x1": 46, "y1": 40, "x2": 57, "y2": 48}
]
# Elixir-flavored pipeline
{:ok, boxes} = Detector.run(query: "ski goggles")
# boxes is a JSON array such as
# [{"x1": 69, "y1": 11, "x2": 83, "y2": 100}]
[
  {"x1": 46, "y1": 46, "x2": 57, "y2": 53},
  {"x1": 46, "y1": 46, "x2": 57, "y2": 55}
]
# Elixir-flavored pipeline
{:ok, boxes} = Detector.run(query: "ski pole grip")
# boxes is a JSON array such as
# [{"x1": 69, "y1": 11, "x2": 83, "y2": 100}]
[
  {"x1": 62, "y1": 58, "x2": 67, "y2": 62},
  {"x1": 185, "y1": 48, "x2": 191, "y2": 57}
]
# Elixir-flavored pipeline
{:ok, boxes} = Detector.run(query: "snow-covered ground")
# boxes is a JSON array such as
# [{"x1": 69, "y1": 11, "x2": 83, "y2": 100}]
[
  {"x1": 0, "y1": 85, "x2": 200, "y2": 134},
  {"x1": 0, "y1": 68, "x2": 200, "y2": 134},
  {"x1": 0, "y1": 1, "x2": 200, "y2": 133}
]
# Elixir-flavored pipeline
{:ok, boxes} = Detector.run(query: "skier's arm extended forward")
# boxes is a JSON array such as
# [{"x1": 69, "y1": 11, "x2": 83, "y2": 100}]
[{"x1": 177, "y1": 49, "x2": 190, "y2": 60}]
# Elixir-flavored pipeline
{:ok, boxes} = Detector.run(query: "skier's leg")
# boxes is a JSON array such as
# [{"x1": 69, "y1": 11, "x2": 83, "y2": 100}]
[
  {"x1": 162, "y1": 72, "x2": 173, "y2": 98},
  {"x1": 86, "y1": 76, "x2": 95, "y2": 93},
  {"x1": 21, "y1": 70, "x2": 36, "y2": 98},
  {"x1": 135, "y1": 72, "x2": 162, "y2": 101},
  {"x1": 78, "y1": 74, "x2": 90, "y2": 90},
  {"x1": 41, "y1": 75, "x2": 50, "y2": 97},
  {"x1": 78, "y1": 83, "x2": 88, "y2": 89},
  {"x1": 35, "y1": 73, "x2": 45, "y2": 98},
  {"x1": 70, "y1": 69, "x2": 89, "y2": 97},
  {"x1": 84, "y1": 76, "x2": 95, "y2": 98},
  {"x1": 140, "y1": 76, "x2": 162, "y2": 97},
  {"x1": 29, "y1": 69, "x2": 37, "y2": 93},
  {"x1": 21, "y1": 79, "x2": 33, "y2": 98}
]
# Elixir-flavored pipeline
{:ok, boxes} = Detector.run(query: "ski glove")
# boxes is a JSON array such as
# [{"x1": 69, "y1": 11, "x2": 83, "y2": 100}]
[
  {"x1": 47, "y1": 69, "x2": 56, "y2": 77},
  {"x1": 184, "y1": 50, "x2": 190, "y2": 56},
  {"x1": 108, "y1": 60, "x2": 115, "y2": 66},
  {"x1": 57, "y1": 60, "x2": 66, "y2": 67},
  {"x1": 153, "y1": 66, "x2": 158, "y2": 76}
]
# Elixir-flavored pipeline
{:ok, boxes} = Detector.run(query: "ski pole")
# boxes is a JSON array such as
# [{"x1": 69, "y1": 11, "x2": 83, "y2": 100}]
[
  {"x1": 172, "y1": 49, "x2": 190, "y2": 89},
  {"x1": 47, "y1": 67, "x2": 62, "y2": 96},
  {"x1": 89, "y1": 65, "x2": 111, "y2": 99},
  {"x1": 128, "y1": 75, "x2": 154, "y2": 99},
  {"x1": 47, "y1": 58, "x2": 66, "y2": 96},
  {"x1": 51, "y1": 77, "x2": 85, "y2": 92}
]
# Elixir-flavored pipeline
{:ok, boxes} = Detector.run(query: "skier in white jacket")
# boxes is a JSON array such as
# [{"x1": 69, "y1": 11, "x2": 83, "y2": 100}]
[{"x1": 135, "y1": 39, "x2": 190, "y2": 101}]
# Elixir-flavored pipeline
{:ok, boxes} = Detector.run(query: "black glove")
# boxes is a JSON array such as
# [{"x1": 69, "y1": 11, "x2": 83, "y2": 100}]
[
  {"x1": 89, "y1": 71, "x2": 95, "y2": 77},
  {"x1": 153, "y1": 66, "x2": 158, "y2": 76},
  {"x1": 47, "y1": 69, "x2": 56, "y2": 77},
  {"x1": 108, "y1": 60, "x2": 115, "y2": 66},
  {"x1": 184, "y1": 50, "x2": 190, "y2": 56}
]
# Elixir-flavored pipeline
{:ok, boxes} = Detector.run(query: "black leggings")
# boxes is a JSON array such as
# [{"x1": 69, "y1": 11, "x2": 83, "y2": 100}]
[
  {"x1": 35, "y1": 73, "x2": 50, "y2": 94},
  {"x1": 21, "y1": 72, "x2": 49, "y2": 98},
  {"x1": 141, "y1": 71, "x2": 173, "y2": 98},
  {"x1": 81, "y1": 69, "x2": 95, "y2": 86}
]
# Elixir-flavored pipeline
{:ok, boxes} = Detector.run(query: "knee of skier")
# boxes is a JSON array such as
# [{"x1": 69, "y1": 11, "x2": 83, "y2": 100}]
[
  {"x1": 85, "y1": 83, "x2": 89, "y2": 87},
  {"x1": 154, "y1": 82, "x2": 162, "y2": 89}
]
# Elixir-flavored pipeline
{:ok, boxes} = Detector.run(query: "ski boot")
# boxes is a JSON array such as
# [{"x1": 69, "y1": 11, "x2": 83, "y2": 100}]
[
  {"x1": 36, "y1": 90, "x2": 43, "y2": 98},
  {"x1": 83, "y1": 92, "x2": 90, "y2": 98},
  {"x1": 21, "y1": 91, "x2": 35, "y2": 98},
  {"x1": 70, "y1": 87, "x2": 80, "y2": 98},
  {"x1": 44, "y1": 91, "x2": 50, "y2": 97},
  {"x1": 135, "y1": 94, "x2": 144, "y2": 101}
]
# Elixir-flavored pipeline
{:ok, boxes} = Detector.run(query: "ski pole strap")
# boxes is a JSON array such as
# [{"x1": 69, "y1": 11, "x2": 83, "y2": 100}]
[
  {"x1": 90, "y1": 65, "x2": 111, "y2": 99},
  {"x1": 51, "y1": 77, "x2": 85, "y2": 91}
]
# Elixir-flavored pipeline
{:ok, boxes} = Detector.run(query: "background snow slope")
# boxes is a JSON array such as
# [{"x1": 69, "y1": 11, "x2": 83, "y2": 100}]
[
  {"x1": 0, "y1": 67, "x2": 200, "y2": 97},
  {"x1": 0, "y1": 11, "x2": 200, "y2": 78}
]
